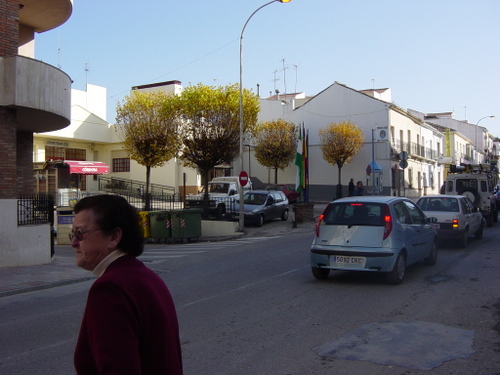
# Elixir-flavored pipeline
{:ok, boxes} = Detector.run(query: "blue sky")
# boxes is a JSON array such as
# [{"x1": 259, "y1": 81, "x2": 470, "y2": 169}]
[{"x1": 35, "y1": 0, "x2": 500, "y2": 135}]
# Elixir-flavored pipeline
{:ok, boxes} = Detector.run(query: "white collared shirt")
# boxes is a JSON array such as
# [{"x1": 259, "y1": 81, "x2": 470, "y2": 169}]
[{"x1": 92, "y1": 250, "x2": 127, "y2": 277}]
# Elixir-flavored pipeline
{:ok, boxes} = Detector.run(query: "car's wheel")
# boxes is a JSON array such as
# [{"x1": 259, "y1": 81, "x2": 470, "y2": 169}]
[
  {"x1": 486, "y1": 213, "x2": 493, "y2": 227},
  {"x1": 474, "y1": 221, "x2": 484, "y2": 239},
  {"x1": 312, "y1": 267, "x2": 330, "y2": 280},
  {"x1": 281, "y1": 209, "x2": 289, "y2": 221},
  {"x1": 458, "y1": 229, "x2": 469, "y2": 248},
  {"x1": 424, "y1": 241, "x2": 438, "y2": 265},
  {"x1": 387, "y1": 252, "x2": 406, "y2": 285},
  {"x1": 256, "y1": 214, "x2": 264, "y2": 227}
]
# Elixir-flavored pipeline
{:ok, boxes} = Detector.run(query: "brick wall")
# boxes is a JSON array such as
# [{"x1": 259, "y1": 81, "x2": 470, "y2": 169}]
[
  {"x1": 0, "y1": 108, "x2": 18, "y2": 198},
  {"x1": 17, "y1": 131, "x2": 34, "y2": 194},
  {"x1": 0, "y1": 0, "x2": 20, "y2": 57}
]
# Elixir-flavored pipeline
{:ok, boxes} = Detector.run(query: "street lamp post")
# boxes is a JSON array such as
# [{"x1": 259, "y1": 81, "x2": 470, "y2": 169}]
[
  {"x1": 475, "y1": 115, "x2": 496, "y2": 162},
  {"x1": 238, "y1": 0, "x2": 291, "y2": 232}
]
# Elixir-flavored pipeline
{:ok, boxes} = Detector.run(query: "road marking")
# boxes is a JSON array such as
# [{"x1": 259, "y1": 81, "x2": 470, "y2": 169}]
[{"x1": 181, "y1": 268, "x2": 301, "y2": 308}]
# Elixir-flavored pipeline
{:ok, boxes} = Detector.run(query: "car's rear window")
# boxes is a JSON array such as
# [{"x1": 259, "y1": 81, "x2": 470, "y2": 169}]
[
  {"x1": 322, "y1": 202, "x2": 385, "y2": 226},
  {"x1": 243, "y1": 193, "x2": 267, "y2": 205},
  {"x1": 417, "y1": 197, "x2": 459, "y2": 212}
]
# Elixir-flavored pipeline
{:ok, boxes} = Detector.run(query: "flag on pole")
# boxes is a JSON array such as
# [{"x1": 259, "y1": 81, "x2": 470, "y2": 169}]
[
  {"x1": 304, "y1": 126, "x2": 309, "y2": 201},
  {"x1": 295, "y1": 125, "x2": 304, "y2": 193}
]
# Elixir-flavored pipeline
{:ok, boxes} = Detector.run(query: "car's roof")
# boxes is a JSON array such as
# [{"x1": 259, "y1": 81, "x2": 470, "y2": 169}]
[
  {"x1": 417, "y1": 194, "x2": 465, "y2": 200},
  {"x1": 328, "y1": 196, "x2": 410, "y2": 204},
  {"x1": 246, "y1": 190, "x2": 274, "y2": 194}
]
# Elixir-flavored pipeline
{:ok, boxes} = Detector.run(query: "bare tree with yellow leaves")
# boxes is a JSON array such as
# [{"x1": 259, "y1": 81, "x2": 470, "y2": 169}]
[
  {"x1": 253, "y1": 119, "x2": 298, "y2": 184},
  {"x1": 319, "y1": 121, "x2": 364, "y2": 198},
  {"x1": 115, "y1": 90, "x2": 182, "y2": 210}
]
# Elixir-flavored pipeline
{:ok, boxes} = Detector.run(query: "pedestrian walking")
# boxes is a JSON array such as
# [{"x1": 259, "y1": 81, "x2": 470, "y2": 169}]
[
  {"x1": 70, "y1": 195, "x2": 183, "y2": 375},
  {"x1": 353, "y1": 181, "x2": 365, "y2": 196},
  {"x1": 348, "y1": 178, "x2": 355, "y2": 196}
]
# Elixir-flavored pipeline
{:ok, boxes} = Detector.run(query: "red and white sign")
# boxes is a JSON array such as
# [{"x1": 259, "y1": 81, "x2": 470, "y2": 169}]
[
  {"x1": 64, "y1": 160, "x2": 110, "y2": 175},
  {"x1": 239, "y1": 170, "x2": 249, "y2": 186}
]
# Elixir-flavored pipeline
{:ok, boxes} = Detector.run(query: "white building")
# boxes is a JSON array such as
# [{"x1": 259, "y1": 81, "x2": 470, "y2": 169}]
[
  {"x1": 34, "y1": 81, "x2": 200, "y2": 200},
  {"x1": 253, "y1": 82, "x2": 445, "y2": 201}
]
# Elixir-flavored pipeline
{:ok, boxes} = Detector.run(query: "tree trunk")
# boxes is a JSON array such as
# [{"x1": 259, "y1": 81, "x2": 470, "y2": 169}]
[
  {"x1": 336, "y1": 165, "x2": 343, "y2": 199},
  {"x1": 202, "y1": 168, "x2": 211, "y2": 219},
  {"x1": 145, "y1": 166, "x2": 151, "y2": 211},
  {"x1": 274, "y1": 168, "x2": 278, "y2": 184}
]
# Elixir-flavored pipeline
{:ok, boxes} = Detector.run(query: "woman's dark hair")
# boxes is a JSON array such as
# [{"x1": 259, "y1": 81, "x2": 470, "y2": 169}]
[{"x1": 73, "y1": 195, "x2": 144, "y2": 256}]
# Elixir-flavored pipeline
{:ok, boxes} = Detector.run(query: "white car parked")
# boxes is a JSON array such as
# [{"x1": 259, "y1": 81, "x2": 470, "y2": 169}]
[{"x1": 416, "y1": 195, "x2": 485, "y2": 248}]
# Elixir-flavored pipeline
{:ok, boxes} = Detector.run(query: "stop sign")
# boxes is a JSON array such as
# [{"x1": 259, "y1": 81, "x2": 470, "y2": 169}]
[{"x1": 239, "y1": 171, "x2": 249, "y2": 186}]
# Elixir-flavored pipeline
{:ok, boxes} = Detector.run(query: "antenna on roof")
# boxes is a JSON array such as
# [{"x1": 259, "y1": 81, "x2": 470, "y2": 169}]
[
  {"x1": 294, "y1": 63, "x2": 299, "y2": 93},
  {"x1": 84, "y1": 62, "x2": 90, "y2": 86},
  {"x1": 273, "y1": 70, "x2": 279, "y2": 93},
  {"x1": 57, "y1": 32, "x2": 62, "y2": 69},
  {"x1": 282, "y1": 58, "x2": 287, "y2": 95}
]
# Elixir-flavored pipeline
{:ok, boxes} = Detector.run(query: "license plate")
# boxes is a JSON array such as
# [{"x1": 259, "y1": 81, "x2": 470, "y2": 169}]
[
  {"x1": 330, "y1": 255, "x2": 366, "y2": 268},
  {"x1": 433, "y1": 224, "x2": 440, "y2": 229}
]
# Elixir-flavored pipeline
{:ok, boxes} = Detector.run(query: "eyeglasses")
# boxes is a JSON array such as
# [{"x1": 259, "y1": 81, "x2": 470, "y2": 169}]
[{"x1": 68, "y1": 228, "x2": 102, "y2": 242}]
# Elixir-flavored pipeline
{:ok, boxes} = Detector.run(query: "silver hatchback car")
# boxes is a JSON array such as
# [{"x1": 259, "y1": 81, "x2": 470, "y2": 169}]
[{"x1": 310, "y1": 196, "x2": 438, "y2": 284}]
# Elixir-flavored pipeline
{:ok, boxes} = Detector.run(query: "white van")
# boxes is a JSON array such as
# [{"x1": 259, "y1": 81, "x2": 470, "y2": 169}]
[{"x1": 185, "y1": 176, "x2": 252, "y2": 219}]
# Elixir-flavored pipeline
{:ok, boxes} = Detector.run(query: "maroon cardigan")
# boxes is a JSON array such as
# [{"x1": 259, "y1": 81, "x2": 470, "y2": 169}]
[{"x1": 74, "y1": 255, "x2": 183, "y2": 374}]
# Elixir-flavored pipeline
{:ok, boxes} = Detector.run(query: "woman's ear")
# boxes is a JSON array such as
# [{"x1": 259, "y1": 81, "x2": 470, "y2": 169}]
[{"x1": 109, "y1": 227, "x2": 123, "y2": 250}]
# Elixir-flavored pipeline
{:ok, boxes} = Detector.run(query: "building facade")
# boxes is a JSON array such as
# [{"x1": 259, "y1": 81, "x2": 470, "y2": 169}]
[
  {"x1": 0, "y1": 0, "x2": 73, "y2": 267},
  {"x1": 254, "y1": 82, "x2": 445, "y2": 201}
]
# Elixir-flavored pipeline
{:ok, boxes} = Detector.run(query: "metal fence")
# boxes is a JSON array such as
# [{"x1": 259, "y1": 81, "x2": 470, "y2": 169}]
[
  {"x1": 98, "y1": 176, "x2": 175, "y2": 198},
  {"x1": 126, "y1": 192, "x2": 184, "y2": 211},
  {"x1": 17, "y1": 193, "x2": 54, "y2": 226},
  {"x1": 184, "y1": 195, "x2": 238, "y2": 220},
  {"x1": 17, "y1": 190, "x2": 184, "y2": 227}
]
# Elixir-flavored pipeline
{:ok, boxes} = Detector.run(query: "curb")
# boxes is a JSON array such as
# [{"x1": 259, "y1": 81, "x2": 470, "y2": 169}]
[{"x1": 0, "y1": 276, "x2": 95, "y2": 299}]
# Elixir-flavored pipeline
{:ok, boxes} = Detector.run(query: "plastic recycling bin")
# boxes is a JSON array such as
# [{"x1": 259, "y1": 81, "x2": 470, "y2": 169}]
[
  {"x1": 56, "y1": 207, "x2": 75, "y2": 245},
  {"x1": 148, "y1": 211, "x2": 172, "y2": 243},
  {"x1": 138, "y1": 211, "x2": 151, "y2": 239},
  {"x1": 171, "y1": 209, "x2": 202, "y2": 243}
]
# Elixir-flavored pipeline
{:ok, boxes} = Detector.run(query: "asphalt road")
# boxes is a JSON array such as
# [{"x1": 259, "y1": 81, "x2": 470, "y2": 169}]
[{"x1": 0, "y1": 218, "x2": 499, "y2": 375}]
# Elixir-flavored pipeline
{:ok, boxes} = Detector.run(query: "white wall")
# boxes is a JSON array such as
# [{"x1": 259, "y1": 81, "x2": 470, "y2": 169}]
[{"x1": 0, "y1": 200, "x2": 52, "y2": 267}]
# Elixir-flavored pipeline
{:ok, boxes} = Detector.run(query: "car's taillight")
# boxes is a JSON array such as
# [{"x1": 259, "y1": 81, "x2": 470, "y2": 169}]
[
  {"x1": 383, "y1": 205, "x2": 392, "y2": 240},
  {"x1": 315, "y1": 213, "x2": 325, "y2": 237},
  {"x1": 452, "y1": 219, "x2": 459, "y2": 228}
]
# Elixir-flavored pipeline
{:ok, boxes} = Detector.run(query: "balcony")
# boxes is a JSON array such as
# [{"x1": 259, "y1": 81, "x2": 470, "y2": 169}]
[
  {"x1": 0, "y1": 55, "x2": 71, "y2": 132},
  {"x1": 20, "y1": 0, "x2": 73, "y2": 33}
]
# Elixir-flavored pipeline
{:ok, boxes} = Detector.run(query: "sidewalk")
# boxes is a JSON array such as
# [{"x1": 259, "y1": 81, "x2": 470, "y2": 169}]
[
  {"x1": 0, "y1": 252, "x2": 93, "y2": 298},
  {"x1": 0, "y1": 203, "x2": 325, "y2": 298}
]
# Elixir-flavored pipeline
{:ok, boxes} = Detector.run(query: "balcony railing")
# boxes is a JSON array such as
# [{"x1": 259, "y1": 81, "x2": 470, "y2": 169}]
[{"x1": 391, "y1": 139, "x2": 440, "y2": 161}]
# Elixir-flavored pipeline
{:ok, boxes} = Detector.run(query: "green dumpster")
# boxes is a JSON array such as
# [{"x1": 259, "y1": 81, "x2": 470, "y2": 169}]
[
  {"x1": 171, "y1": 209, "x2": 202, "y2": 243},
  {"x1": 148, "y1": 211, "x2": 172, "y2": 243}
]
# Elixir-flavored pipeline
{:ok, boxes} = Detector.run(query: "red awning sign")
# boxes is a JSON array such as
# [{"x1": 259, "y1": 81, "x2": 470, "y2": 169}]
[{"x1": 64, "y1": 160, "x2": 110, "y2": 175}]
